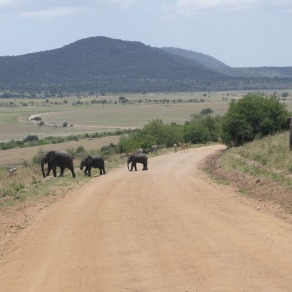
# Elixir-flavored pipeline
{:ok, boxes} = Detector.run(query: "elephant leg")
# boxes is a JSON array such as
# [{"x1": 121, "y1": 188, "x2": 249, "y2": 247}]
[
  {"x1": 70, "y1": 167, "x2": 76, "y2": 178},
  {"x1": 88, "y1": 167, "x2": 91, "y2": 177},
  {"x1": 59, "y1": 167, "x2": 64, "y2": 177},
  {"x1": 99, "y1": 168, "x2": 102, "y2": 175},
  {"x1": 103, "y1": 168, "x2": 106, "y2": 175},
  {"x1": 134, "y1": 163, "x2": 137, "y2": 171},
  {"x1": 47, "y1": 164, "x2": 52, "y2": 176},
  {"x1": 53, "y1": 167, "x2": 57, "y2": 177}
]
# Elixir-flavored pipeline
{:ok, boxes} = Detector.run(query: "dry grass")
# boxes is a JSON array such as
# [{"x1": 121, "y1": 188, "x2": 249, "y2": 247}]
[{"x1": 227, "y1": 132, "x2": 292, "y2": 175}]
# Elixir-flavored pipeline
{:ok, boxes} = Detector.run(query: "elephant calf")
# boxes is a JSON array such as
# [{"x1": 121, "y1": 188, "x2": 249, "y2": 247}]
[
  {"x1": 80, "y1": 155, "x2": 106, "y2": 176},
  {"x1": 127, "y1": 153, "x2": 148, "y2": 171}
]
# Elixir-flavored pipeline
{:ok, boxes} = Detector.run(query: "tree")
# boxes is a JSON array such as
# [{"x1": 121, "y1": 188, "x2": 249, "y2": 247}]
[
  {"x1": 119, "y1": 96, "x2": 127, "y2": 105},
  {"x1": 220, "y1": 93, "x2": 289, "y2": 147}
]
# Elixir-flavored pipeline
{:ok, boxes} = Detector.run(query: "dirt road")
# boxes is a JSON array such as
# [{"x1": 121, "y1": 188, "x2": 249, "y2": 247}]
[{"x1": 1, "y1": 145, "x2": 292, "y2": 291}]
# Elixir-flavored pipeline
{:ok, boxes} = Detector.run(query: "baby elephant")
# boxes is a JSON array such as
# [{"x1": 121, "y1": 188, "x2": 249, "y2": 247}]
[
  {"x1": 127, "y1": 153, "x2": 148, "y2": 171},
  {"x1": 80, "y1": 155, "x2": 106, "y2": 176}
]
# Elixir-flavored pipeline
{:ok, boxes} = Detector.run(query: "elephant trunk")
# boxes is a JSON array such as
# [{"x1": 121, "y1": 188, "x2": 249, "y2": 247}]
[
  {"x1": 41, "y1": 161, "x2": 46, "y2": 178},
  {"x1": 80, "y1": 159, "x2": 85, "y2": 170}
]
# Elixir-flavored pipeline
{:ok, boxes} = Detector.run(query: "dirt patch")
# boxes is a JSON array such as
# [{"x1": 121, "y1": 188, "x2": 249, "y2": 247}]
[{"x1": 0, "y1": 195, "x2": 59, "y2": 260}]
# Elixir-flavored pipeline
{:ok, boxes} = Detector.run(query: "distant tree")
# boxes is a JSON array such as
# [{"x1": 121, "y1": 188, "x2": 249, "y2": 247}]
[
  {"x1": 119, "y1": 96, "x2": 127, "y2": 105},
  {"x1": 282, "y1": 92, "x2": 289, "y2": 98},
  {"x1": 101, "y1": 99, "x2": 107, "y2": 108}
]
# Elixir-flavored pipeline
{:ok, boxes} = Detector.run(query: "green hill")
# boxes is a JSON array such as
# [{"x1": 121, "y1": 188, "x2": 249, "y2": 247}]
[{"x1": 0, "y1": 36, "x2": 291, "y2": 93}]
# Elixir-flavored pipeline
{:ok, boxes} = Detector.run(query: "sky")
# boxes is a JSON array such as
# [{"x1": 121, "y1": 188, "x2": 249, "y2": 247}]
[{"x1": 0, "y1": 0, "x2": 291, "y2": 67}]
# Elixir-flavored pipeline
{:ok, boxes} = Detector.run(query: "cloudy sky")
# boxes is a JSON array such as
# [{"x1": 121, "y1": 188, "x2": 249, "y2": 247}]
[{"x1": 0, "y1": 0, "x2": 291, "y2": 67}]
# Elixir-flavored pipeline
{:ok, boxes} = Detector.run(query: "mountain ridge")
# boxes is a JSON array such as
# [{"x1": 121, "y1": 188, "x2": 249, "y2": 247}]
[{"x1": 0, "y1": 36, "x2": 291, "y2": 93}]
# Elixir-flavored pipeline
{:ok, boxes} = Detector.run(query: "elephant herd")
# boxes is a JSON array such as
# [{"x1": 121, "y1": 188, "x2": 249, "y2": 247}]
[{"x1": 41, "y1": 150, "x2": 148, "y2": 178}]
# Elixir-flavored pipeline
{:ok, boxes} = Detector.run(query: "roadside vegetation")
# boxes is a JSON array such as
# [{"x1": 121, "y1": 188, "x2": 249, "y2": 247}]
[{"x1": 0, "y1": 92, "x2": 291, "y2": 209}]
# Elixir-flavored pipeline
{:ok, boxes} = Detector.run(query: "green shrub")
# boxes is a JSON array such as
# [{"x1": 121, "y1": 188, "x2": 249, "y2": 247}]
[
  {"x1": 183, "y1": 123, "x2": 210, "y2": 144},
  {"x1": 220, "y1": 93, "x2": 289, "y2": 147},
  {"x1": 23, "y1": 135, "x2": 39, "y2": 142},
  {"x1": 117, "y1": 119, "x2": 184, "y2": 153}
]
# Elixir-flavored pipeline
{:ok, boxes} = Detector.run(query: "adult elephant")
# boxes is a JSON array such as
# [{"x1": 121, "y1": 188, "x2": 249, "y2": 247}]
[
  {"x1": 80, "y1": 155, "x2": 106, "y2": 176},
  {"x1": 127, "y1": 153, "x2": 148, "y2": 171},
  {"x1": 287, "y1": 117, "x2": 292, "y2": 150},
  {"x1": 41, "y1": 150, "x2": 76, "y2": 178}
]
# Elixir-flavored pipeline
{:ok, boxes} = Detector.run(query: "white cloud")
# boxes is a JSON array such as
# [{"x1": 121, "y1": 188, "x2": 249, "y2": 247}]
[
  {"x1": 18, "y1": 6, "x2": 82, "y2": 20},
  {"x1": 110, "y1": 0, "x2": 139, "y2": 9},
  {"x1": 160, "y1": 0, "x2": 292, "y2": 17},
  {"x1": 0, "y1": 0, "x2": 15, "y2": 7}
]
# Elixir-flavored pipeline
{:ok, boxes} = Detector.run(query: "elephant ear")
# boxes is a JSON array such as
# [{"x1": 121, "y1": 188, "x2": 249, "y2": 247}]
[
  {"x1": 87, "y1": 156, "x2": 93, "y2": 165},
  {"x1": 48, "y1": 151, "x2": 56, "y2": 163}
]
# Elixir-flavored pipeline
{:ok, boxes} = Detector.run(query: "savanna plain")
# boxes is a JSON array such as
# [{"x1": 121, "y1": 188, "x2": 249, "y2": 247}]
[{"x1": 1, "y1": 90, "x2": 292, "y2": 291}]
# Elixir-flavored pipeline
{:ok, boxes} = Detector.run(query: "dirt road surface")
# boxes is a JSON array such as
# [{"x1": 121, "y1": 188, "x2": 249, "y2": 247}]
[{"x1": 1, "y1": 145, "x2": 292, "y2": 291}]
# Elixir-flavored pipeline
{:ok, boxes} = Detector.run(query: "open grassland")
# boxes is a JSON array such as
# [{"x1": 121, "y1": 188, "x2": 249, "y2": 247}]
[
  {"x1": 0, "y1": 96, "x2": 227, "y2": 142},
  {"x1": 1, "y1": 90, "x2": 292, "y2": 142}
]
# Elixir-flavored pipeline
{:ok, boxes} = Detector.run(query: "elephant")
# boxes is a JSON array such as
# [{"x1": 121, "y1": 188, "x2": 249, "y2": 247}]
[
  {"x1": 41, "y1": 150, "x2": 76, "y2": 178},
  {"x1": 287, "y1": 117, "x2": 292, "y2": 150},
  {"x1": 80, "y1": 155, "x2": 106, "y2": 176},
  {"x1": 127, "y1": 153, "x2": 148, "y2": 171},
  {"x1": 150, "y1": 145, "x2": 158, "y2": 154}
]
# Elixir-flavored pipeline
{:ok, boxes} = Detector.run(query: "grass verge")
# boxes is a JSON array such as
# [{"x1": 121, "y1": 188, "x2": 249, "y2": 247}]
[{"x1": 203, "y1": 132, "x2": 292, "y2": 215}]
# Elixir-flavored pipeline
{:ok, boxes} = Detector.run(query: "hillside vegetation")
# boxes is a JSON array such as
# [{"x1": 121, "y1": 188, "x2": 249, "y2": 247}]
[{"x1": 0, "y1": 36, "x2": 292, "y2": 93}]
